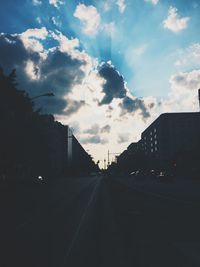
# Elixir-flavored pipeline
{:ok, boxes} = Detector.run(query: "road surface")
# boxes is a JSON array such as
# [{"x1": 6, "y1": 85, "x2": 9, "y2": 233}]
[{"x1": 1, "y1": 175, "x2": 200, "y2": 267}]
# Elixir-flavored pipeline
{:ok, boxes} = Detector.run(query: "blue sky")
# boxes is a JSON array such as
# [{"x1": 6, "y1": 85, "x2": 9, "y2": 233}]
[
  {"x1": 1, "y1": 0, "x2": 199, "y2": 96},
  {"x1": 1, "y1": 0, "x2": 200, "y2": 164}
]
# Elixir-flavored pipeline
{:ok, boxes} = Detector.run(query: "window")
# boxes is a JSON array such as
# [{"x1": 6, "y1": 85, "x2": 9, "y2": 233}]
[
  {"x1": 151, "y1": 149, "x2": 153, "y2": 153},
  {"x1": 154, "y1": 128, "x2": 157, "y2": 133}
]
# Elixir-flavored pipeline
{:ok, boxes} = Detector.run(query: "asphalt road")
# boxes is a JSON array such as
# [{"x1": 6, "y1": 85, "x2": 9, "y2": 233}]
[{"x1": 1, "y1": 176, "x2": 200, "y2": 267}]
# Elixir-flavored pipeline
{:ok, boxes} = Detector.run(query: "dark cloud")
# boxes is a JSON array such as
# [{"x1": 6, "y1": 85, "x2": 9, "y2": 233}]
[
  {"x1": 149, "y1": 102, "x2": 155, "y2": 109},
  {"x1": 171, "y1": 71, "x2": 200, "y2": 91},
  {"x1": 84, "y1": 124, "x2": 111, "y2": 135},
  {"x1": 98, "y1": 62, "x2": 127, "y2": 105},
  {"x1": 117, "y1": 133, "x2": 129, "y2": 144},
  {"x1": 100, "y1": 124, "x2": 111, "y2": 133},
  {"x1": 82, "y1": 123, "x2": 110, "y2": 144},
  {"x1": 84, "y1": 124, "x2": 99, "y2": 135},
  {"x1": 0, "y1": 33, "x2": 40, "y2": 71},
  {"x1": 81, "y1": 135, "x2": 108, "y2": 145},
  {"x1": 0, "y1": 33, "x2": 85, "y2": 115},
  {"x1": 64, "y1": 100, "x2": 85, "y2": 116},
  {"x1": 120, "y1": 96, "x2": 150, "y2": 119},
  {"x1": 98, "y1": 62, "x2": 151, "y2": 120}
]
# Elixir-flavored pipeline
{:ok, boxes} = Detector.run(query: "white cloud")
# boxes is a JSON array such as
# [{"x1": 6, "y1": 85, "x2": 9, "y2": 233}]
[
  {"x1": 103, "y1": 1, "x2": 111, "y2": 12},
  {"x1": 36, "y1": 17, "x2": 42, "y2": 24},
  {"x1": 19, "y1": 27, "x2": 48, "y2": 54},
  {"x1": 51, "y1": 31, "x2": 80, "y2": 53},
  {"x1": 49, "y1": 0, "x2": 63, "y2": 8},
  {"x1": 20, "y1": 27, "x2": 48, "y2": 40},
  {"x1": 73, "y1": 4, "x2": 101, "y2": 36},
  {"x1": 116, "y1": 0, "x2": 126, "y2": 13},
  {"x1": 144, "y1": 0, "x2": 159, "y2": 5},
  {"x1": 159, "y1": 69, "x2": 200, "y2": 114},
  {"x1": 25, "y1": 60, "x2": 41, "y2": 80},
  {"x1": 163, "y1": 6, "x2": 190, "y2": 33},
  {"x1": 175, "y1": 43, "x2": 200, "y2": 68},
  {"x1": 32, "y1": 0, "x2": 42, "y2": 6},
  {"x1": 170, "y1": 70, "x2": 200, "y2": 92},
  {"x1": 51, "y1": 17, "x2": 62, "y2": 27}
]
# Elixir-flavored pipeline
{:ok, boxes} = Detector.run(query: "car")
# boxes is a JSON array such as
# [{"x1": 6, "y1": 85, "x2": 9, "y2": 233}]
[
  {"x1": 129, "y1": 170, "x2": 140, "y2": 176},
  {"x1": 157, "y1": 171, "x2": 165, "y2": 178}
]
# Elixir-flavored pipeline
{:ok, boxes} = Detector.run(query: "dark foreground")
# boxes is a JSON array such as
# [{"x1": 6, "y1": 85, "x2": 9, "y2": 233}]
[{"x1": 1, "y1": 176, "x2": 200, "y2": 267}]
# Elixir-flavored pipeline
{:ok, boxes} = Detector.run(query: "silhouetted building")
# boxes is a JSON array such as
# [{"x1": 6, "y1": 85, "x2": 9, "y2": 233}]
[
  {"x1": 114, "y1": 141, "x2": 144, "y2": 174},
  {"x1": 110, "y1": 112, "x2": 200, "y2": 177},
  {"x1": 70, "y1": 135, "x2": 97, "y2": 175},
  {"x1": 140, "y1": 112, "x2": 200, "y2": 175}
]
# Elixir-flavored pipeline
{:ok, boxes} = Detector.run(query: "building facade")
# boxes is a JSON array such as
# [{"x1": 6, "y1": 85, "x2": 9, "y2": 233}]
[
  {"x1": 111, "y1": 112, "x2": 200, "y2": 177},
  {"x1": 141, "y1": 112, "x2": 200, "y2": 174}
]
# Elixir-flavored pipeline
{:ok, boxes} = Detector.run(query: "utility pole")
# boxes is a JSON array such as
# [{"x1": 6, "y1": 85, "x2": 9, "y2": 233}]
[
  {"x1": 104, "y1": 159, "x2": 106, "y2": 170},
  {"x1": 108, "y1": 150, "x2": 110, "y2": 167},
  {"x1": 198, "y1": 89, "x2": 200, "y2": 111}
]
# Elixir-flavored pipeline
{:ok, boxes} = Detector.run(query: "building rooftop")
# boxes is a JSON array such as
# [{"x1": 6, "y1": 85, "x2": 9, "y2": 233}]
[{"x1": 142, "y1": 112, "x2": 200, "y2": 137}]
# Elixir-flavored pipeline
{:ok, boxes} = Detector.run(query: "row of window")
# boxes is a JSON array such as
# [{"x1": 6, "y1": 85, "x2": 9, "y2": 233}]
[{"x1": 142, "y1": 128, "x2": 158, "y2": 153}]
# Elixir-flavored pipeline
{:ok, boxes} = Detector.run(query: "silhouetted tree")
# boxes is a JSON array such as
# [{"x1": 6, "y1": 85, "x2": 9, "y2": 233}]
[{"x1": 0, "y1": 68, "x2": 97, "y2": 182}]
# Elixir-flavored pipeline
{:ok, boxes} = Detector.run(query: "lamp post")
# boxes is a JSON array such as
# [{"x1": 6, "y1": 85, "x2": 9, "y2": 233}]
[{"x1": 30, "y1": 92, "x2": 54, "y2": 100}]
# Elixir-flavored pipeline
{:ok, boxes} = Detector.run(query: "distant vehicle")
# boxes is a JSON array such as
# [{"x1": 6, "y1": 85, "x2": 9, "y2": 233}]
[
  {"x1": 36, "y1": 175, "x2": 44, "y2": 184},
  {"x1": 129, "y1": 170, "x2": 139, "y2": 176},
  {"x1": 156, "y1": 171, "x2": 173, "y2": 182},
  {"x1": 157, "y1": 171, "x2": 165, "y2": 178},
  {"x1": 38, "y1": 175, "x2": 43, "y2": 180},
  {"x1": 149, "y1": 170, "x2": 156, "y2": 178}
]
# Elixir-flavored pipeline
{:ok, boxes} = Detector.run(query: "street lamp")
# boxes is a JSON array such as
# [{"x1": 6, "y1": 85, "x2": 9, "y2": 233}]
[{"x1": 30, "y1": 92, "x2": 55, "y2": 100}]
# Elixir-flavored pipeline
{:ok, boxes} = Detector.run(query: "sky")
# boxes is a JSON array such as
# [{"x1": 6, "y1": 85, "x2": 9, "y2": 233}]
[{"x1": 0, "y1": 0, "x2": 200, "y2": 167}]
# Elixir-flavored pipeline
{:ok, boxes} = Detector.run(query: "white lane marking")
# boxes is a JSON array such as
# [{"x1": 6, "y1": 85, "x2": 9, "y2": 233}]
[{"x1": 63, "y1": 177, "x2": 102, "y2": 266}]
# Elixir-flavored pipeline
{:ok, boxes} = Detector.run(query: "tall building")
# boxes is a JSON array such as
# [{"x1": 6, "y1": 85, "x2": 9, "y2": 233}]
[
  {"x1": 110, "y1": 112, "x2": 200, "y2": 176},
  {"x1": 141, "y1": 112, "x2": 200, "y2": 173}
]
